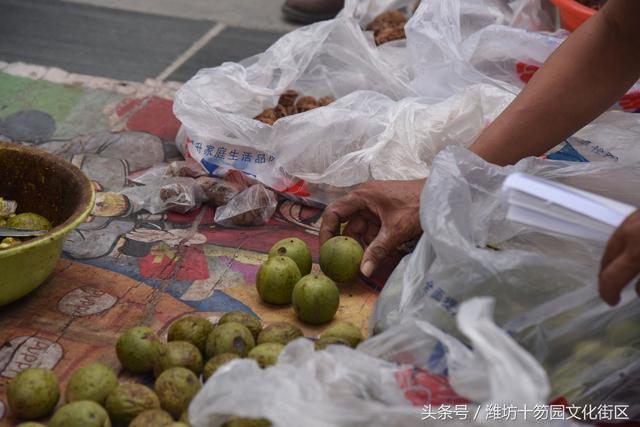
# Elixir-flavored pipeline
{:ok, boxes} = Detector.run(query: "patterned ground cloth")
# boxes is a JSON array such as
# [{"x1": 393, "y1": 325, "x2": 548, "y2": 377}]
[{"x1": 0, "y1": 68, "x2": 396, "y2": 425}]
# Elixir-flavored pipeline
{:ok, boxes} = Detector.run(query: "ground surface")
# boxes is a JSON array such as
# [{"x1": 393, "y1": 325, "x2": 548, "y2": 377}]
[
  {"x1": 0, "y1": 0, "x2": 294, "y2": 83},
  {"x1": 0, "y1": 2, "x2": 387, "y2": 425}
]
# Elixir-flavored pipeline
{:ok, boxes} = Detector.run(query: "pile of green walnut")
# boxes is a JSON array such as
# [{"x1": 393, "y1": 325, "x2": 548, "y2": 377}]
[
  {"x1": 7, "y1": 312, "x2": 363, "y2": 426},
  {"x1": 256, "y1": 236, "x2": 364, "y2": 324},
  {"x1": 0, "y1": 197, "x2": 52, "y2": 250}
]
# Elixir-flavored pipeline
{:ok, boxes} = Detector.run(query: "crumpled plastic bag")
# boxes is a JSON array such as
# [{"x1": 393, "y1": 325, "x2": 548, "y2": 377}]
[
  {"x1": 121, "y1": 177, "x2": 205, "y2": 214},
  {"x1": 189, "y1": 298, "x2": 581, "y2": 427},
  {"x1": 214, "y1": 184, "x2": 278, "y2": 227},
  {"x1": 372, "y1": 146, "x2": 640, "y2": 415},
  {"x1": 174, "y1": 17, "x2": 416, "y2": 203},
  {"x1": 177, "y1": 82, "x2": 515, "y2": 203},
  {"x1": 339, "y1": 0, "x2": 418, "y2": 28},
  {"x1": 407, "y1": 0, "x2": 640, "y2": 109},
  {"x1": 196, "y1": 176, "x2": 246, "y2": 207},
  {"x1": 121, "y1": 175, "x2": 245, "y2": 214},
  {"x1": 166, "y1": 159, "x2": 208, "y2": 178}
]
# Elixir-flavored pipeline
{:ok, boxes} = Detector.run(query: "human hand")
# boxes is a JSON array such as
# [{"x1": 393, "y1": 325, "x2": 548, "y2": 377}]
[
  {"x1": 599, "y1": 209, "x2": 640, "y2": 305},
  {"x1": 319, "y1": 179, "x2": 425, "y2": 277}
]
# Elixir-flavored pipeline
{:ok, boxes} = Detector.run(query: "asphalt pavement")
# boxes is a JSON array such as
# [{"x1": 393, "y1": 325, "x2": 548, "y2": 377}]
[{"x1": 0, "y1": 0, "x2": 298, "y2": 83}]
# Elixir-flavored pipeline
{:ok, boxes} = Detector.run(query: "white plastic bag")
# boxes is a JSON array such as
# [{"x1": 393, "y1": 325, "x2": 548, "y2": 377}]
[
  {"x1": 176, "y1": 82, "x2": 515, "y2": 204},
  {"x1": 190, "y1": 298, "x2": 580, "y2": 427},
  {"x1": 174, "y1": 17, "x2": 416, "y2": 203},
  {"x1": 373, "y1": 146, "x2": 640, "y2": 414},
  {"x1": 407, "y1": 0, "x2": 640, "y2": 109},
  {"x1": 339, "y1": 0, "x2": 418, "y2": 27}
]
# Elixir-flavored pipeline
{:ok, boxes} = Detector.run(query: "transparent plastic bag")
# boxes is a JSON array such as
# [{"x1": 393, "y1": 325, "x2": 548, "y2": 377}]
[
  {"x1": 339, "y1": 0, "x2": 418, "y2": 28},
  {"x1": 340, "y1": 0, "x2": 417, "y2": 48},
  {"x1": 177, "y1": 83, "x2": 515, "y2": 202},
  {"x1": 189, "y1": 298, "x2": 581, "y2": 427},
  {"x1": 214, "y1": 184, "x2": 278, "y2": 227},
  {"x1": 407, "y1": 0, "x2": 640, "y2": 109},
  {"x1": 196, "y1": 176, "x2": 246, "y2": 207},
  {"x1": 121, "y1": 177, "x2": 206, "y2": 214},
  {"x1": 373, "y1": 146, "x2": 640, "y2": 414},
  {"x1": 166, "y1": 159, "x2": 208, "y2": 178},
  {"x1": 173, "y1": 17, "x2": 415, "y2": 203}
]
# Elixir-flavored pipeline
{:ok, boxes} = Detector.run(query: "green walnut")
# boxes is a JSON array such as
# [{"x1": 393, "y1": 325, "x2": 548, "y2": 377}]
[
  {"x1": 292, "y1": 274, "x2": 340, "y2": 325},
  {"x1": 16, "y1": 423, "x2": 47, "y2": 427},
  {"x1": 153, "y1": 340, "x2": 203, "y2": 377},
  {"x1": 314, "y1": 336, "x2": 351, "y2": 351},
  {"x1": 257, "y1": 322, "x2": 304, "y2": 346},
  {"x1": 256, "y1": 256, "x2": 301, "y2": 305},
  {"x1": 218, "y1": 311, "x2": 262, "y2": 340},
  {"x1": 130, "y1": 409, "x2": 174, "y2": 427},
  {"x1": 206, "y1": 322, "x2": 255, "y2": 359},
  {"x1": 319, "y1": 321, "x2": 364, "y2": 348},
  {"x1": 104, "y1": 383, "x2": 161, "y2": 425},
  {"x1": 116, "y1": 326, "x2": 162, "y2": 373},
  {"x1": 269, "y1": 237, "x2": 312, "y2": 276},
  {"x1": 155, "y1": 367, "x2": 202, "y2": 418},
  {"x1": 168, "y1": 316, "x2": 214, "y2": 354},
  {"x1": 49, "y1": 400, "x2": 111, "y2": 427},
  {"x1": 319, "y1": 236, "x2": 364, "y2": 282},
  {"x1": 248, "y1": 343, "x2": 284, "y2": 368},
  {"x1": 65, "y1": 363, "x2": 118, "y2": 405},
  {"x1": 180, "y1": 410, "x2": 191, "y2": 424},
  {"x1": 7, "y1": 212, "x2": 52, "y2": 231},
  {"x1": 203, "y1": 353, "x2": 241, "y2": 382},
  {"x1": 8, "y1": 368, "x2": 60, "y2": 419}
]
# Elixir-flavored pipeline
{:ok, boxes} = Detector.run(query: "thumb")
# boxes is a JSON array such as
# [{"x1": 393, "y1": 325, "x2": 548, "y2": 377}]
[{"x1": 360, "y1": 228, "x2": 399, "y2": 278}]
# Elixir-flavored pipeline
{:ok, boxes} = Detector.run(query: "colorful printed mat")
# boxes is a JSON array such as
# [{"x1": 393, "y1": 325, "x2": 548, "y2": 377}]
[{"x1": 0, "y1": 66, "x2": 396, "y2": 425}]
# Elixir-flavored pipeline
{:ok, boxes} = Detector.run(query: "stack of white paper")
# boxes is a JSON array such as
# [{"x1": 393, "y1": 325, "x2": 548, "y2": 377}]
[{"x1": 501, "y1": 173, "x2": 637, "y2": 243}]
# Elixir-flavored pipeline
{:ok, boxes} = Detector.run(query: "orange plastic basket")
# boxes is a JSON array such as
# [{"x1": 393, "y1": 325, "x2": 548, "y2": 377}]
[{"x1": 549, "y1": 0, "x2": 597, "y2": 31}]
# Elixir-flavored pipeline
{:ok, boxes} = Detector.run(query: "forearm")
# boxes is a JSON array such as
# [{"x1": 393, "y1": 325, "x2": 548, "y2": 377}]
[{"x1": 471, "y1": 0, "x2": 640, "y2": 166}]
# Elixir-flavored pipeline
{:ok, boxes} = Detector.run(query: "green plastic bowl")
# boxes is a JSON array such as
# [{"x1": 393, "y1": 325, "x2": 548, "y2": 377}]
[{"x1": 0, "y1": 141, "x2": 95, "y2": 306}]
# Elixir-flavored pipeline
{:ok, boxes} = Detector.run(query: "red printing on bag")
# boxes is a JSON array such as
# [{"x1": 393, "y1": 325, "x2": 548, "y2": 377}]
[{"x1": 395, "y1": 367, "x2": 470, "y2": 406}]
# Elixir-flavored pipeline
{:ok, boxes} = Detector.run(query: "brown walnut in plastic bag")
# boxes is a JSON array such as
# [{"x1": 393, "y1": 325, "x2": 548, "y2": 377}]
[
  {"x1": 254, "y1": 108, "x2": 278, "y2": 125},
  {"x1": 195, "y1": 176, "x2": 245, "y2": 207},
  {"x1": 375, "y1": 26, "x2": 406, "y2": 45},
  {"x1": 253, "y1": 91, "x2": 335, "y2": 125},
  {"x1": 158, "y1": 180, "x2": 205, "y2": 213},
  {"x1": 319, "y1": 96, "x2": 336, "y2": 106},
  {"x1": 365, "y1": 10, "x2": 408, "y2": 46},
  {"x1": 295, "y1": 96, "x2": 320, "y2": 113},
  {"x1": 278, "y1": 90, "x2": 299, "y2": 107},
  {"x1": 274, "y1": 104, "x2": 289, "y2": 119},
  {"x1": 214, "y1": 184, "x2": 278, "y2": 227},
  {"x1": 166, "y1": 159, "x2": 208, "y2": 178},
  {"x1": 366, "y1": 10, "x2": 407, "y2": 32},
  {"x1": 285, "y1": 105, "x2": 298, "y2": 116}
]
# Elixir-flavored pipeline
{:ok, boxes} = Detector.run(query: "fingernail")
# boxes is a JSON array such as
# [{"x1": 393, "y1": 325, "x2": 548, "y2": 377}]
[{"x1": 361, "y1": 260, "x2": 374, "y2": 277}]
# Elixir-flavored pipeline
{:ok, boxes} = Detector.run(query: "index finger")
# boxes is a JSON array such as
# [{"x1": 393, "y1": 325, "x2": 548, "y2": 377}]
[
  {"x1": 319, "y1": 193, "x2": 367, "y2": 244},
  {"x1": 599, "y1": 250, "x2": 639, "y2": 305},
  {"x1": 601, "y1": 219, "x2": 628, "y2": 271}
]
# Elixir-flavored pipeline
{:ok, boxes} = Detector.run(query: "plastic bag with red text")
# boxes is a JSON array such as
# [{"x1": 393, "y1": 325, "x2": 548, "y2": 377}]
[
  {"x1": 373, "y1": 146, "x2": 640, "y2": 416},
  {"x1": 189, "y1": 298, "x2": 582, "y2": 427},
  {"x1": 407, "y1": 0, "x2": 640, "y2": 109}
]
